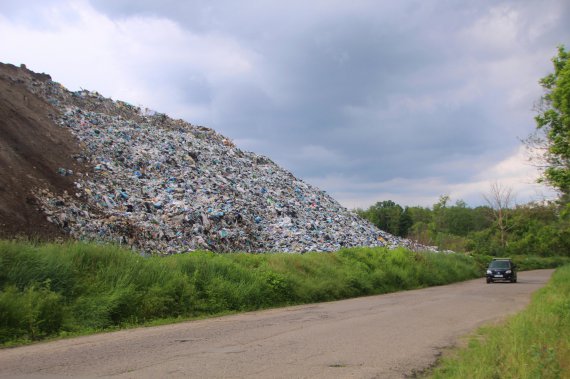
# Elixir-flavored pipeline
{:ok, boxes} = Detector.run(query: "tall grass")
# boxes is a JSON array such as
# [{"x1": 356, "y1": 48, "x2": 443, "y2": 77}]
[
  {"x1": 0, "y1": 240, "x2": 557, "y2": 346},
  {"x1": 429, "y1": 264, "x2": 570, "y2": 378}
]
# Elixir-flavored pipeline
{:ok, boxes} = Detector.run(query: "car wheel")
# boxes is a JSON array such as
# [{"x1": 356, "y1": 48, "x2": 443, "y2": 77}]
[{"x1": 486, "y1": 278, "x2": 492, "y2": 284}]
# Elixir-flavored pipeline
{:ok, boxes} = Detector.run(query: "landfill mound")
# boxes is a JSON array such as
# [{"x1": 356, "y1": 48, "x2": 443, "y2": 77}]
[{"x1": 1, "y1": 62, "x2": 432, "y2": 254}]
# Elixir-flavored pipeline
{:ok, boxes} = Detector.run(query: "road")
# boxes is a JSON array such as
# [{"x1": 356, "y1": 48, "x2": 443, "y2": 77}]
[{"x1": 0, "y1": 269, "x2": 554, "y2": 378}]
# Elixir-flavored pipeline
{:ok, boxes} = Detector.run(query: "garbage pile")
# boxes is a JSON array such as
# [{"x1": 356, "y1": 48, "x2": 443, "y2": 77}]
[{"x1": 22, "y1": 69, "x2": 436, "y2": 254}]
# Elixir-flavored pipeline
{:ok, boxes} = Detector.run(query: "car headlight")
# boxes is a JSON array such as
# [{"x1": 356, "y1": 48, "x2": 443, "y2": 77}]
[
  {"x1": 506, "y1": 270, "x2": 511, "y2": 274},
  {"x1": 486, "y1": 270, "x2": 492, "y2": 274}
]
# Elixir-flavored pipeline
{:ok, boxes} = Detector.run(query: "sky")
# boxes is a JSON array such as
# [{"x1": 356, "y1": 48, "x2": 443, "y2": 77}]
[{"x1": 1, "y1": 0, "x2": 568, "y2": 209}]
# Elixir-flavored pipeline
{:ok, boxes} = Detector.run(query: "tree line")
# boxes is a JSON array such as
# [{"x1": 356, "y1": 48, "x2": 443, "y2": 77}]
[{"x1": 356, "y1": 195, "x2": 569, "y2": 256}]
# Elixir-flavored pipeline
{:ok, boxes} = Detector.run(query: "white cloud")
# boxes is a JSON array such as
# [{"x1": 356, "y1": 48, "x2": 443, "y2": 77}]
[
  {"x1": 309, "y1": 145, "x2": 556, "y2": 209},
  {"x1": 443, "y1": 146, "x2": 557, "y2": 206},
  {"x1": 460, "y1": 5, "x2": 520, "y2": 53},
  {"x1": 0, "y1": 1, "x2": 257, "y2": 124}
]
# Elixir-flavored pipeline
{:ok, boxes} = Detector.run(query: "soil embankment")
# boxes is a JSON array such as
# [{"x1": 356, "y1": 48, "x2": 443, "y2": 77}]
[{"x1": 0, "y1": 63, "x2": 85, "y2": 239}]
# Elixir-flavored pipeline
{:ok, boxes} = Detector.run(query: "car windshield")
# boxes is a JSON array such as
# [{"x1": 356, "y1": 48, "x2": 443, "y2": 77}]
[{"x1": 489, "y1": 260, "x2": 510, "y2": 269}]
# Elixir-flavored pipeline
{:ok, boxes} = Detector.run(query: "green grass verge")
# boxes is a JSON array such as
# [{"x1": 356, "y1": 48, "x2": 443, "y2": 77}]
[
  {"x1": 428, "y1": 264, "x2": 570, "y2": 378},
  {"x1": 0, "y1": 240, "x2": 565, "y2": 347}
]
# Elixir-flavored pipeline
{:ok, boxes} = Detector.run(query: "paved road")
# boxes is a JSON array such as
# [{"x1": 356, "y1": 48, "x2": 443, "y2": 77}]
[{"x1": 0, "y1": 269, "x2": 554, "y2": 378}]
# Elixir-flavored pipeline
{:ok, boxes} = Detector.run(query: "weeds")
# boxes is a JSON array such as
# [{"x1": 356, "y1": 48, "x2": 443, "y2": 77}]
[{"x1": 0, "y1": 240, "x2": 564, "y2": 346}]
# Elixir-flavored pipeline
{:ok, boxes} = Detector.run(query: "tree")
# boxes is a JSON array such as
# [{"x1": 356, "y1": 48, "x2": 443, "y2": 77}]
[
  {"x1": 432, "y1": 195, "x2": 450, "y2": 232},
  {"x1": 405, "y1": 206, "x2": 434, "y2": 244},
  {"x1": 507, "y1": 202, "x2": 570, "y2": 256},
  {"x1": 371, "y1": 200, "x2": 404, "y2": 236},
  {"x1": 406, "y1": 206, "x2": 432, "y2": 225},
  {"x1": 483, "y1": 182, "x2": 514, "y2": 248},
  {"x1": 533, "y1": 45, "x2": 570, "y2": 201},
  {"x1": 357, "y1": 200, "x2": 406, "y2": 236},
  {"x1": 445, "y1": 200, "x2": 477, "y2": 236},
  {"x1": 398, "y1": 207, "x2": 413, "y2": 237}
]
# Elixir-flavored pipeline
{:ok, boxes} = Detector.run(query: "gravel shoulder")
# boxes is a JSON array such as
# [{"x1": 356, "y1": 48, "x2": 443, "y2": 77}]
[{"x1": 0, "y1": 269, "x2": 554, "y2": 379}]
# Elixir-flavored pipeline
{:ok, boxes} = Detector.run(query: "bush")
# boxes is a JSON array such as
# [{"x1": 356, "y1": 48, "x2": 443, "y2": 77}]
[{"x1": 0, "y1": 281, "x2": 64, "y2": 342}]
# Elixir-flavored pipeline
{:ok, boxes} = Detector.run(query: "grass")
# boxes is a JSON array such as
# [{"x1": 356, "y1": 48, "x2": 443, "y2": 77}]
[
  {"x1": 0, "y1": 240, "x2": 565, "y2": 347},
  {"x1": 427, "y1": 264, "x2": 570, "y2": 379}
]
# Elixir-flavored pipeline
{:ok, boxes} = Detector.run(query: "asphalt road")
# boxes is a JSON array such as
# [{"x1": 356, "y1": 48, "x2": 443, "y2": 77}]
[{"x1": 0, "y1": 269, "x2": 554, "y2": 378}]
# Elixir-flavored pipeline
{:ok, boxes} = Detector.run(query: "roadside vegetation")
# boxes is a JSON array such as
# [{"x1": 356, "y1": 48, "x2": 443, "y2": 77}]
[
  {"x1": 1, "y1": 239, "x2": 567, "y2": 347},
  {"x1": 0, "y1": 240, "x2": 484, "y2": 346},
  {"x1": 427, "y1": 264, "x2": 570, "y2": 378}
]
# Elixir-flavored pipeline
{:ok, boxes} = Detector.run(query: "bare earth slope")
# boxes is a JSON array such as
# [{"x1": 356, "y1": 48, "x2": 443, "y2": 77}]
[
  {"x1": 0, "y1": 269, "x2": 553, "y2": 379},
  {"x1": 0, "y1": 63, "x2": 85, "y2": 239}
]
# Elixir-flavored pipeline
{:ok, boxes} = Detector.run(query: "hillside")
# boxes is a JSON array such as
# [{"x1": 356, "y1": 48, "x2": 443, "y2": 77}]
[{"x1": 0, "y1": 63, "x2": 429, "y2": 253}]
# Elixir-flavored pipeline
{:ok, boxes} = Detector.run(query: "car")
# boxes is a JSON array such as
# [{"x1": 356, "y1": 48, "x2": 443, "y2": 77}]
[{"x1": 486, "y1": 258, "x2": 517, "y2": 283}]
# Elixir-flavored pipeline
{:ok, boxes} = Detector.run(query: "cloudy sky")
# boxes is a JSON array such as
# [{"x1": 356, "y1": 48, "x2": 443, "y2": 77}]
[{"x1": 1, "y1": 1, "x2": 568, "y2": 208}]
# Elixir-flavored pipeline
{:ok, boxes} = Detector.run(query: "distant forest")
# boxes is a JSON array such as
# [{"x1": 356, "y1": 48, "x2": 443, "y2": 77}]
[{"x1": 356, "y1": 194, "x2": 569, "y2": 256}]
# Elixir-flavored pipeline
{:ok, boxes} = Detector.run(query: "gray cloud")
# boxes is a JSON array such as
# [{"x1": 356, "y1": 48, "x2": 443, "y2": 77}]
[{"x1": 3, "y1": 0, "x2": 568, "y2": 207}]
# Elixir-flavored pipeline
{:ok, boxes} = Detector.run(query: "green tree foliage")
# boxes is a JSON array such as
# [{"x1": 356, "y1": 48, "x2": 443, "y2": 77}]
[
  {"x1": 405, "y1": 206, "x2": 434, "y2": 245},
  {"x1": 357, "y1": 197, "x2": 567, "y2": 256},
  {"x1": 534, "y1": 45, "x2": 570, "y2": 199},
  {"x1": 506, "y1": 202, "x2": 570, "y2": 256},
  {"x1": 356, "y1": 200, "x2": 408, "y2": 237},
  {"x1": 399, "y1": 207, "x2": 413, "y2": 237}
]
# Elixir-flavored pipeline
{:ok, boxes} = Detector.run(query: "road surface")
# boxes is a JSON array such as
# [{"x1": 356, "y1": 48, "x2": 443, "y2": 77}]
[{"x1": 0, "y1": 269, "x2": 554, "y2": 378}]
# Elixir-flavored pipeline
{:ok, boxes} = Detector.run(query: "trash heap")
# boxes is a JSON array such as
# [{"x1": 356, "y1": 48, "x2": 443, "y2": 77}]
[{"x1": 24, "y1": 70, "x2": 436, "y2": 254}]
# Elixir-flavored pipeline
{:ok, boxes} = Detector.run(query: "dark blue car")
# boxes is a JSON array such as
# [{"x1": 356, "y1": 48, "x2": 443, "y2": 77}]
[{"x1": 486, "y1": 258, "x2": 517, "y2": 283}]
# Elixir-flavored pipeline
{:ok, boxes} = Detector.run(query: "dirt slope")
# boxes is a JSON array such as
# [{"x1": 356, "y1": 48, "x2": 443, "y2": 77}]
[{"x1": 0, "y1": 63, "x2": 85, "y2": 239}]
